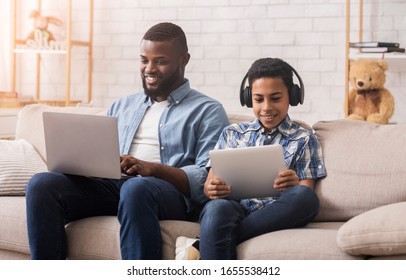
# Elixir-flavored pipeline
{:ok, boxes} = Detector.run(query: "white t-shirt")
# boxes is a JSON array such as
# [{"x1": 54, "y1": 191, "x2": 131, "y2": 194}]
[{"x1": 128, "y1": 99, "x2": 169, "y2": 163}]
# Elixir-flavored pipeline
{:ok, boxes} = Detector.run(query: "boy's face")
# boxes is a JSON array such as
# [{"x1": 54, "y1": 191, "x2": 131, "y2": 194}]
[{"x1": 251, "y1": 77, "x2": 290, "y2": 133}]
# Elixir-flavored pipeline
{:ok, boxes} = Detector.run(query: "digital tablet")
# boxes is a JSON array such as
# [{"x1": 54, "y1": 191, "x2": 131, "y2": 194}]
[{"x1": 209, "y1": 144, "x2": 286, "y2": 200}]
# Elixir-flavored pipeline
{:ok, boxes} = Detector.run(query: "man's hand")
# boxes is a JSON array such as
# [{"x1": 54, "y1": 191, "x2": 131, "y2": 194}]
[{"x1": 120, "y1": 155, "x2": 156, "y2": 177}]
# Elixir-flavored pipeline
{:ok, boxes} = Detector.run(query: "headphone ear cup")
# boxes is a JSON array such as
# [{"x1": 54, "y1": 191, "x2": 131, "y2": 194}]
[
  {"x1": 289, "y1": 84, "x2": 301, "y2": 106},
  {"x1": 243, "y1": 86, "x2": 252, "y2": 108},
  {"x1": 240, "y1": 85, "x2": 252, "y2": 108}
]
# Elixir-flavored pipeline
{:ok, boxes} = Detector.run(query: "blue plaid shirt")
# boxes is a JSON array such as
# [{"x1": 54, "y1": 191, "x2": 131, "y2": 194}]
[{"x1": 210, "y1": 115, "x2": 326, "y2": 214}]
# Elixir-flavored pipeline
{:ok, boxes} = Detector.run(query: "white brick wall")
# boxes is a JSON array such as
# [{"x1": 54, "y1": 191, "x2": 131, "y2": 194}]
[{"x1": 14, "y1": 0, "x2": 406, "y2": 125}]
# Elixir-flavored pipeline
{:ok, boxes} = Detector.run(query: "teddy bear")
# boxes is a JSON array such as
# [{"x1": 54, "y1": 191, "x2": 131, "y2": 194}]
[
  {"x1": 25, "y1": 10, "x2": 63, "y2": 43},
  {"x1": 346, "y1": 58, "x2": 394, "y2": 125}
]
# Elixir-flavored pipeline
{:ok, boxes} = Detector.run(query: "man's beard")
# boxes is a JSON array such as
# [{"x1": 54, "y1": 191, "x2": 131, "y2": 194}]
[{"x1": 142, "y1": 69, "x2": 181, "y2": 100}]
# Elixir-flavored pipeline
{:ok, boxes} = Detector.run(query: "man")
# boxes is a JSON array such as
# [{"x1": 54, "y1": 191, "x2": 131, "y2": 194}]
[{"x1": 26, "y1": 22, "x2": 229, "y2": 260}]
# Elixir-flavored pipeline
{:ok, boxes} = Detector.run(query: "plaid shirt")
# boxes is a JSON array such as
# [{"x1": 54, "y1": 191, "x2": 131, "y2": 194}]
[{"x1": 210, "y1": 115, "x2": 326, "y2": 214}]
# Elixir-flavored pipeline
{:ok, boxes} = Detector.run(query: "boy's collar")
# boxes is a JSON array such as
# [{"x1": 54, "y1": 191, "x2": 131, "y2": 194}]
[{"x1": 255, "y1": 115, "x2": 294, "y2": 136}]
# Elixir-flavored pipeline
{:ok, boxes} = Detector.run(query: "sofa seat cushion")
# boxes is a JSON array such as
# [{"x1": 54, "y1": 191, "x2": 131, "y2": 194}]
[
  {"x1": 66, "y1": 216, "x2": 121, "y2": 260},
  {"x1": 313, "y1": 120, "x2": 406, "y2": 221},
  {"x1": 65, "y1": 218, "x2": 200, "y2": 260},
  {"x1": 0, "y1": 196, "x2": 30, "y2": 255},
  {"x1": 237, "y1": 222, "x2": 360, "y2": 260},
  {"x1": 337, "y1": 202, "x2": 406, "y2": 256}
]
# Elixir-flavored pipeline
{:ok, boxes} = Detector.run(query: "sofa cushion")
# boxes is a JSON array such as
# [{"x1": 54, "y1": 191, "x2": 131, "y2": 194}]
[
  {"x1": 237, "y1": 222, "x2": 360, "y2": 260},
  {"x1": 0, "y1": 196, "x2": 30, "y2": 255},
  {"x1": 313, "y1": 120, "x2": 406, "y2": 221},
  {"x1": 15, "y1": 104, "x2": 107, "y2": 162},
  {"x1": 65, "y1": 218, "x2": 200, "y2": 260},
  {"x1": 337, "y1": 202, "x2": 406, "y2": 256},
  {"x1": 0, "y1": 139, "x2": 47, "y2": 196},
  {"x1": 66, "y1": 216, "x2": 121, "y2": 260}
]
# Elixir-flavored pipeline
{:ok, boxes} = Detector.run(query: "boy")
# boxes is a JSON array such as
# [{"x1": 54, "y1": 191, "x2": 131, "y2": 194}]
[{"x1": 181, "y1": 57, "x2": 326, "y2": 260}]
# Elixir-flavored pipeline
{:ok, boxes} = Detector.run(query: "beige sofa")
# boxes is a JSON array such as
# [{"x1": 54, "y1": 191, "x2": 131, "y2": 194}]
[{"x1": 1, "y1": 104, "x2": 406, "y2": 260}]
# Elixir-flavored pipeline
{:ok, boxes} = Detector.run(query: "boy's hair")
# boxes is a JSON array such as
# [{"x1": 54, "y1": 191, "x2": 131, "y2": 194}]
[
  {"x1": 247, "y1": 58, "x2": 294, "y2": 89},
  {"x1": 143, "y1": 22, "x2": 188, "y2": 54}
]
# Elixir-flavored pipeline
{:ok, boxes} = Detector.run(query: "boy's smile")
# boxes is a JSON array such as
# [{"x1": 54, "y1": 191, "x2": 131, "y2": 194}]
[{"x1": 251, "y1": 77, "x2": 290, "y2": 133}]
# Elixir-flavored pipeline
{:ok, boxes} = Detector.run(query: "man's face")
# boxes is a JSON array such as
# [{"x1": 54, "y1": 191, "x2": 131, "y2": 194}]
[
  {"x1": 139, "y1": 39, "x2": 189, "y2": 101},
  {"x1": 251, "y1": 77, "x2": 290, "y2": 133}
]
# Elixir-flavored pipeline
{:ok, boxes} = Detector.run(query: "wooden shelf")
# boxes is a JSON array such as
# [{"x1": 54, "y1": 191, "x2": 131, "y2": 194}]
[
  {"x1": 349, "y1": 52, "x2": 406, "y2": 60},
  {"x1": 10, "y1": 0, "x2": 93, "y2": 106}
]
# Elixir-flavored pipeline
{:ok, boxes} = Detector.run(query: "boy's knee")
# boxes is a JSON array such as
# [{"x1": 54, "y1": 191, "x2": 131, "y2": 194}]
[
  {"x1": 293, "y1": 185, "x2": 319, "y2": 209},
  {"x1": 200, "y1": 199, "x2": 240, "y2": 221}
]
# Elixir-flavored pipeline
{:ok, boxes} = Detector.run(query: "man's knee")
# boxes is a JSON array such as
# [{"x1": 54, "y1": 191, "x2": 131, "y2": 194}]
[{"x1": 26, "y1": 172, "x2": 59, "y2": 197}]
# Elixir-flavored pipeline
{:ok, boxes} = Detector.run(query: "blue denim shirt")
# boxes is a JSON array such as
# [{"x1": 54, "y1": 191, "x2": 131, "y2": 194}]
[{"x1": 107, "y1": 80, "x2": 229, "y2": 210}]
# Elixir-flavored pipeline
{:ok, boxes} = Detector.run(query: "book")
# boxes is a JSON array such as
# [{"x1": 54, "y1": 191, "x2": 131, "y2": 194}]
[
  {"x1": 360, "y1": 47, "x2": 405, "y2": 53},
  {"x1": 350, "y1": 41, "x2": 400, "y2": 48}
]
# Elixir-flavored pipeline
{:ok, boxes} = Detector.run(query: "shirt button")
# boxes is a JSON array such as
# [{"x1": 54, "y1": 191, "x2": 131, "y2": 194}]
[
  {"x1": 318, "y1": 165, "x2": 322, "y2": 169},
  {"x1": 159, "y1": 124, "x2": 163, "y2": 127},
  {"x1": 161, "y1": 146, "x2": 165, "y2": 150}
]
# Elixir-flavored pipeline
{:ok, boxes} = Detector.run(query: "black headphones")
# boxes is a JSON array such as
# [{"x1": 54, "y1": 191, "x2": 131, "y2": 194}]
[{"x1": 239, "y1": 65, "x2": 305, "y2": 108}]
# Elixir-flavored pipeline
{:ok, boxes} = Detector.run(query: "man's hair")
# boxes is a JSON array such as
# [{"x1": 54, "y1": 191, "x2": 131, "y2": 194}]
[
  {"x1": 247, "y1": 58, "x2": 294, "y2": 89},
  {"x1": 143, "y1": 22, "x2": 188, "y2": 54}
]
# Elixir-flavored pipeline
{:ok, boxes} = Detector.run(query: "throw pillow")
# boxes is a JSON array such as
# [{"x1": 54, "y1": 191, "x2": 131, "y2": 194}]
[
  {"x1": 0, "y1": 139, "x2": 47, "y2": 196},
  {"x1": 337, "y1": 202, "x2": 406, "y2": 256}
]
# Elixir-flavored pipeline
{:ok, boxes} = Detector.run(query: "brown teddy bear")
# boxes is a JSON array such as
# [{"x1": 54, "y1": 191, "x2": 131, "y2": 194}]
[
  {"x1": 346, "y1": 58, "x2": 394, "y2": 125},
  {"x1": 25, "y1": 10, "x2": 63, "y2": 43}
]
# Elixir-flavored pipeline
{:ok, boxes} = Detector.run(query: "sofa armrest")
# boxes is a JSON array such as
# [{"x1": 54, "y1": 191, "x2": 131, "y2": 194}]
[{"x1": 337, "y1": 202, "x2": 406, "y2": 256}]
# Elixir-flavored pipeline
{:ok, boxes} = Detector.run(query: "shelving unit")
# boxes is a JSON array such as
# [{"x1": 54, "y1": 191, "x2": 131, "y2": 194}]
[
  {"x1": 344, "y1": 0, "x2": 406, "y2": 117},
  {"x1": 10, "y1": 0, "x2": 93, "y2": 106}
]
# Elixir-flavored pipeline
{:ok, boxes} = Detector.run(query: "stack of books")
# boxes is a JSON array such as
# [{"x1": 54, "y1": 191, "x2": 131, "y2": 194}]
[{"x1": 349, "y1": 41, "x2": 405, "y2": 53}]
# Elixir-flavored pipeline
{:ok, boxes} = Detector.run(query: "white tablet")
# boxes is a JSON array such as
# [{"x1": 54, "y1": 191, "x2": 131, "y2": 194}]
[{"x1": 209, "y1": 144, "x2": 286, "y2": 200}]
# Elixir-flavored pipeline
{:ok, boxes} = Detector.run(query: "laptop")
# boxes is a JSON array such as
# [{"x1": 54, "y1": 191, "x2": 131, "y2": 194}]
[
  {"x1": 43, "y1": 111, "x2": 122, "y2": 179},
  {"x1": 209, "y1": 144, "x2": 286, "y2": 200}
]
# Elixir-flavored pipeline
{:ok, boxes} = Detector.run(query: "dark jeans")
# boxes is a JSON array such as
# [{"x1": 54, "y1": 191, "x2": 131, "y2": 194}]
[
  {"x1": 26, "y1": 172, "x2": 188, "y2": 259},
  {"x1": 199, "y1": 185, "x2": 320, "y2": 259}
]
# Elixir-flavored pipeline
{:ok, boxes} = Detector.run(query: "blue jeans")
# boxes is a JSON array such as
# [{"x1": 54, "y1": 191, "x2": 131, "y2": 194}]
[
  {"x1": 199, "y1": 185, "x2": 320, "y2": 259},
  {"x1": 26, "y1": 172, "x2": 188, "y2": 259}
]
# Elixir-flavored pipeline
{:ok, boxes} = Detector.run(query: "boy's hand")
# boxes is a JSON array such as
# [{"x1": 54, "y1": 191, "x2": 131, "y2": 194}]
[
  {"x1": 273, "y1": 169, "x2": 299, "y2": 190},
  {"x1": 204, "y1": 177, "x2": 231, "y2": 200}
]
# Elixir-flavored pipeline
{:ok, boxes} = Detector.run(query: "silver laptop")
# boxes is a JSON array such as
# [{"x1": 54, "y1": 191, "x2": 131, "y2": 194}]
[
  {"x1": 43, "y1": 111, "x2": 121, "y2": 179},
  {"x1": 209, "y1": 144, "x2": 286, "y2": 200}
]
